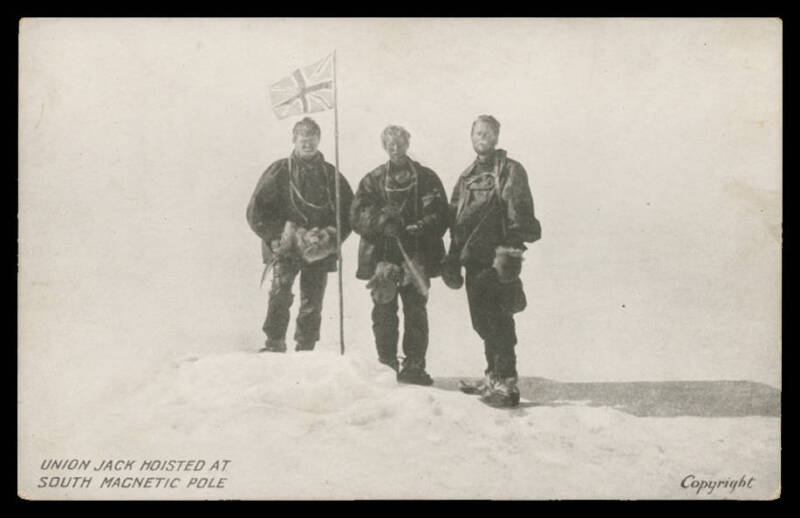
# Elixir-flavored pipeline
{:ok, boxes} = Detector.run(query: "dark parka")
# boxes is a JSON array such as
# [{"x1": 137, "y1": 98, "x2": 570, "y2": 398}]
[
  {"x1": 448, "y1": 149, "x2": 541, "y2": 266},
  {"x1": 350, "y1": 160, "x2": 449, "y2": 281},
  {"x1": 246, "y1": 152, "x2": 354, "y2": 272}
]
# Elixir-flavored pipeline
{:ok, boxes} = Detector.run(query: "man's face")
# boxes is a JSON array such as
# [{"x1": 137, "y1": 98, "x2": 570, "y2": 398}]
[
  {"x1": 383, "y1": 136, "x2": 409, "y2": 163},
  {"x1": 293, "y1": 131, "x2": 321, "y2": 159},
  {"x1": 471, "y1": 121, "x2": 499, "y2": 155}
]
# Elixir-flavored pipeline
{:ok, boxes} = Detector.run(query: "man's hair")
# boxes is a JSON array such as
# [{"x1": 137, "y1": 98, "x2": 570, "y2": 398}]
[
  {"x1": 471, "y1": 115, "x2": 501, "y2": 136},
  {"x1": 292, "y1": 117, "x2": 321, "y2": 138},
  {"x1": 381, "y1": 125, "x2": 411, "y2": 146}
]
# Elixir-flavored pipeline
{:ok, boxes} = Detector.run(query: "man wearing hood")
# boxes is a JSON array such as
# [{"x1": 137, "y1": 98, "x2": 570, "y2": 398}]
[
  {"x1": 350, "y1": 125, "x2": 449, "y2": 384},
  {"x1": 246, "y1": 117, "x2": 354, "y2": 353},
  {"x1": 443, "y1": 115, "x2": 542, "y2": 407}
]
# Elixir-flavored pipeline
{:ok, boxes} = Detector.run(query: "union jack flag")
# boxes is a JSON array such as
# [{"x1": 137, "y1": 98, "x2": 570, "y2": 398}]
[{"x1": 269, "y1": 53, "x2": 335, "y2": 119}]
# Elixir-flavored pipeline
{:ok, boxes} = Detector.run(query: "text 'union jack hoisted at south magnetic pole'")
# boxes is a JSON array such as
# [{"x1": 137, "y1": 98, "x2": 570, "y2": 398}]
[{"x1": 269, "y1": 51, "x2": 347, "y2": 355}]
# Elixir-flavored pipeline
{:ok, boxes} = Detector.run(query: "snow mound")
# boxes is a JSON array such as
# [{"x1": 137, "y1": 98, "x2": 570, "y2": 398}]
[{"x1": 146, "y1": 351, "x2": 399, "y2": 414}]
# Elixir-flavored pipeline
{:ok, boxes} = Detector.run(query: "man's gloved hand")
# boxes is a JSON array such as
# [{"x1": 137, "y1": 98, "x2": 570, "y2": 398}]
[
  {"x1": 379, "y1": 206, "x2": 404, "y2": 237},
  {"x1": 296, "y1": 226, "x2": 337, "y2": 263},
  {"x1": 404, "y1": 221, "x2": 424, "y2": 237},
  {"x1": 384, "y1": 218, "x2": 403, "y2": 237},
  {"x1": 441, "y1": 254, "x2": 464, "y2": 290},
  {"x1": 476, "y1": 264, "x2": 527, "y2": 314}
]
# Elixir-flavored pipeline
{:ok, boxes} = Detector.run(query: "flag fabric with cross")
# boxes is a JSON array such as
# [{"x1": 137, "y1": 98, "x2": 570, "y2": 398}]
[{"x1": 269, "y1": 53, "x2": 335, "y2": 119}]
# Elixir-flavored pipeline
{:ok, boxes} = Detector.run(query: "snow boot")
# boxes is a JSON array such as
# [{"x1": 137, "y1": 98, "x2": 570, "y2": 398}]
[
  {"x1": 459, "y1": 374, "x2": 495, "y2": 395},
  {"x1": 259, "y1": 339, "x2": 287, "y2": 353},
  {"x1": 379, "y1": 357, "x2": 400, "y2": 372},
  {"x1": 397, "y1": 364, "x2": 434, "y2": 386},
  {"x1": 295, "y1": 341, "x2": 315, "y2": 352},
  {"x1": 480, "y1": 377, "x2": 520, "y2": 408}
]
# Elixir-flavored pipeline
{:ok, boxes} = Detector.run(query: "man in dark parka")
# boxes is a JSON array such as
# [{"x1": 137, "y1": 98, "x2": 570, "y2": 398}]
[
  {"x1": 246, "y1": 117, "x2": 354, "y2": 352},
  {"x1": 350, "y1": 125, "x2": 449, "y2": 384},
  {"x1": 443, "y1": 115, "x2": 542, "y2": 407}
]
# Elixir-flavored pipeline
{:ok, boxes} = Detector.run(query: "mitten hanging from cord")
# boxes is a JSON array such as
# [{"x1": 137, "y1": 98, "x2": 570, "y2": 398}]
[
  {"x1": 492, "y1": 246, "x2": 524, "y2": 283},
  {"x1": 366, "y1": 261, "x2": 404, "y2": 305}
]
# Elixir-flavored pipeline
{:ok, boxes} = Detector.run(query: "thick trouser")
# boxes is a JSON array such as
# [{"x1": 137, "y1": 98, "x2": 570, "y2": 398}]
[
  {"x1": 465, "y1": 265, "x2": 518, "y2": 378},
  {"x1": 372, "y1": 283, "x2": 429, "y2": 369},
  {"x1": 263, "y1": 258, "x2": 328, "y2": 347}
]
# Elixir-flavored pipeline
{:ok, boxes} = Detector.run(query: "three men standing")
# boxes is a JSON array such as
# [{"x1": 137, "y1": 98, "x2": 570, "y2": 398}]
[
  {"x1": 247, "y1": 115, "x2": 540, "y2": 406},
  {"x1": 247, "y1": 117, "x2": 354, "y2": 353},
  {"x1": 350, "y1": 126, "x2": 449, "y2": 384}
]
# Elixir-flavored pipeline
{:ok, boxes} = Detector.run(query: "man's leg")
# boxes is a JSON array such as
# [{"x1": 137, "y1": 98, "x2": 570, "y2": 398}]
[
  {"x1": 481, "y1": 310, "x2": 520, "y2": 407},
  {"x1": 465, "y1": 266, "x2": 495, "y2": 375},
  {"x1": 262, "y1": 259, "x2": 301, "y2": 351},
  {"x1": 294, "y1": 264, "x2": 328, "y2": 350},
  {"x1": 398, "y1": 284, "x2": 432, "y2": 384},
  {"x1": 487, "y1": 312, "x2": 518, "y2": 378},
  {"x1": 372, "y1": 292, "x2": 400, "y2": 370},
  {"x1": 463, "y1": 265, "x2": 521, "y2": 403}
]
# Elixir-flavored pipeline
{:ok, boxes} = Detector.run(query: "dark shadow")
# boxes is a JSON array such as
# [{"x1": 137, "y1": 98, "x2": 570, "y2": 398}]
[{"x1": 434, "y1": 377, "x2": 781, "y2": 418}]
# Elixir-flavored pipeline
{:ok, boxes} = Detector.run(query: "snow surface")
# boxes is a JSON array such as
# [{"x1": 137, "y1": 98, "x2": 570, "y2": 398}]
[{"x1": 24, "y1": 349, "x2": 780, "y2": 500}]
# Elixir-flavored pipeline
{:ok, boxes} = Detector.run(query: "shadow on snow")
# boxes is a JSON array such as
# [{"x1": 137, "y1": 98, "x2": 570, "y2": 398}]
[{"x1": 434, "y1": 377, "x2": 781, "y2": 418}]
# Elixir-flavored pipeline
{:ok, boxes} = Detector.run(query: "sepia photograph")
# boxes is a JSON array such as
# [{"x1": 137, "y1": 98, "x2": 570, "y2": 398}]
[{"x1": 18, "y1": 17, "x2": 781, "y2": 499}]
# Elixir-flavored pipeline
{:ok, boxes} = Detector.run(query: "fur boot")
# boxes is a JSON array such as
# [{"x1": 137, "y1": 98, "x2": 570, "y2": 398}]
[{"x1": 480, "y1": 376, "x2": 521, "y2": 407}]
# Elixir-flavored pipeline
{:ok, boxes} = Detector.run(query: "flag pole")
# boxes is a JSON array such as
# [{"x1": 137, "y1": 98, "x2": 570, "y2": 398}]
[{"x1": 332, "y1": 49, "x2": 345, "y2": 356}]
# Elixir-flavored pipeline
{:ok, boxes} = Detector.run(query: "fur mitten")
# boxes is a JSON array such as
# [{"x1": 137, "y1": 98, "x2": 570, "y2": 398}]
[
  {"x1": 271, "y1": 220, "x2": 299, "y2": 260},
  {"x1": 441, "y1": 254, "x2": 464, "y2": 290},
  {"x1": 296, "y1": 226, "x2": 337, "y2": 263},
  {"x1": 366, "y1": 261, "x2": 404, "y2": 305},
  {"x1": 492, "y1": 246, "x2": 524, "y2": 283}
]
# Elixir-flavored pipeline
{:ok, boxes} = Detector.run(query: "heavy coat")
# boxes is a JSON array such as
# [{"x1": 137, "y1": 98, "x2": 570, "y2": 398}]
[
  {"x1": 448, "y1": 149, "x2": 541, "y2": 267},
  {"x1": 350, "y1": 159, "x2": 449, "y2": 281},
  {"x1": 246, "y1": 152, "x2": 354, "y2": 272}
]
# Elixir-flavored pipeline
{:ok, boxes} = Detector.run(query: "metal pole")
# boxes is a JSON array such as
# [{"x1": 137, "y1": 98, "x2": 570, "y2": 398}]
[{"x1": 332, "y1": 50, "x2": 345, "y2": 355}]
